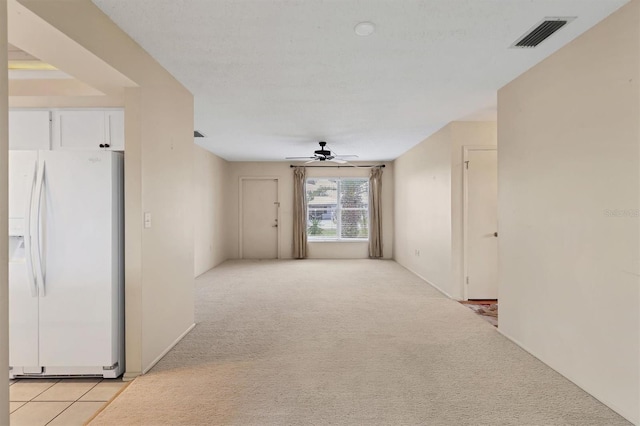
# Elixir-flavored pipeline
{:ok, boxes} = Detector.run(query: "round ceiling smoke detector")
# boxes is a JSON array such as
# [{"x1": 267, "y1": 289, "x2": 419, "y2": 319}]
[{"x1": 354, "y1": 22, "x2": 375, "y2": 36}]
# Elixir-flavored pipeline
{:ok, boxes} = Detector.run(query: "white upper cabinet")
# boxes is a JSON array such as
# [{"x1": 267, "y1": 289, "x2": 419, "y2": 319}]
[
  {"x1": 52, "y1": 109, "x2": 125, "y2": 151},
  {"x1": 9, "y1": 110, "x2": 51, "y2": 150},
  {"x1": 53, "y1": 110, "x2": 105, "y2": 150}
]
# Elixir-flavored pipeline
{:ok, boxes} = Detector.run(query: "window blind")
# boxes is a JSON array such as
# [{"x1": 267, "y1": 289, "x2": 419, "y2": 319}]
[{"x1": 306, "y1": 178, "x2": 369, "y2": 241}]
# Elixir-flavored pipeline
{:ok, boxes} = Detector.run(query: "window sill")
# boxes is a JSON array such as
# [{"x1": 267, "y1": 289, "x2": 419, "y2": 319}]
[{"x1": 308, "y1": 239, "x2": 369, "y2": 243}]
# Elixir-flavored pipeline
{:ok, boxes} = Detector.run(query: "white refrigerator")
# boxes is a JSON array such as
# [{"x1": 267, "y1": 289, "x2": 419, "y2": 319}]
[{"x1": 8, "y1": 150, "x2": 124, "y2": 378}]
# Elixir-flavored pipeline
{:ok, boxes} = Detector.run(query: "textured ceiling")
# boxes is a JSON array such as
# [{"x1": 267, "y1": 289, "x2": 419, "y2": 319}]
[{"x1": 92, "y1": 0, "x2": 627, "y2": 161}]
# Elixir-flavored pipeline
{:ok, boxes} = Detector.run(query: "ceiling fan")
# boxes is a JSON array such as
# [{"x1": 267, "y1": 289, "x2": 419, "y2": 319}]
[{"x1": 286, "y1": 141, "x2": 359, "y2": 164}]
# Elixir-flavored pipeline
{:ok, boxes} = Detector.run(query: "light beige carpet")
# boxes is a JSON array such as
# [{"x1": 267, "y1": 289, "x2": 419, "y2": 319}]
[{"x1": 91, "y1": 260, "x2": 630, "y2": 426}]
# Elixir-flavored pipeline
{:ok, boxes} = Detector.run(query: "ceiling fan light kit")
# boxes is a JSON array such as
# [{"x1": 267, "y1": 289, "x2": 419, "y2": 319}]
[{"x1": 313, "y1": 141, "x2": 333, "y2": 160}]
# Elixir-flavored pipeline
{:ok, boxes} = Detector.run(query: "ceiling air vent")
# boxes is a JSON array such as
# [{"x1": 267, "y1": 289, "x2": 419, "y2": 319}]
[
  {"x1": 194, "y1": 130, "x2": 206, "y2": 138},
  {"x1": 511, "y1": 17, "x2": 575, "y2": 48}
]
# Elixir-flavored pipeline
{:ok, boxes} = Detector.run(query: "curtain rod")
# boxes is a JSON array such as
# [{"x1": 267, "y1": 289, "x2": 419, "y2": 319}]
[{"x1": 289, "y1": 164, "x2": 385, "y2": 168}]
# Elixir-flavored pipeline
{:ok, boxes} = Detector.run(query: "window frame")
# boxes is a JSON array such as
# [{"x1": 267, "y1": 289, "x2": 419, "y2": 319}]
[{"x1": 306, "y1": 177, "x2": 369, "y2": 242}]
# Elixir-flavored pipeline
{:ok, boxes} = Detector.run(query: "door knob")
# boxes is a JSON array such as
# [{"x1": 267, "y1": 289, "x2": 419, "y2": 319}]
[
  {"x1": 493, "y1": 232, "x2": 498, "y2": 237},
  {"x1": 272, "y1": 224, "x2": 278, "y2": 227}
]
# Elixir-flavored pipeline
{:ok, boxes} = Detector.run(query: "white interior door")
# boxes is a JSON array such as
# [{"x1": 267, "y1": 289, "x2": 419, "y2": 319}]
[
  {"x1": 465, "y1": 149, "x2": 498, "y2": 300},
  {"x1": 242, "y1": 179, "x2": 279, "y2": 259}
]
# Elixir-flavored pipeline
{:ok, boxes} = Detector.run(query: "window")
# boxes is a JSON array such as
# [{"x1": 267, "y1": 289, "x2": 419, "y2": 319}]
[{"x1": 306, "y1": 178, "x2": 369, "y2": 241}]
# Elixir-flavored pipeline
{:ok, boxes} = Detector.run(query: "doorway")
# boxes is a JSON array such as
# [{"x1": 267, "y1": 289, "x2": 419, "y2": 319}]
[
  {"x1": 463, "y1": 147, "x2": 498, "y2": 300},
  {"x1": 240, "y1": 178, "x2": 279, "y2": 259}
]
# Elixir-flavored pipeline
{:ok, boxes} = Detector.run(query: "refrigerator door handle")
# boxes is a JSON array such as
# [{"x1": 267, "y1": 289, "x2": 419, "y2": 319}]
[
  {"x1": 34, "y1": 160, "x2": 46, "y2": 297},
  {"x1": 25, "y1": 161, "x2": 38, "y2": 297}
]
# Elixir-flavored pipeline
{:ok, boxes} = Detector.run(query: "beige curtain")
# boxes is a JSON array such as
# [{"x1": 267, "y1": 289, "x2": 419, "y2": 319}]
[
  {"x1": 369, "y1": 167, "x2": 383, "y2": 258},
  {"x1": 293, "y1": 167, "x2": 308, "y2": 259}
]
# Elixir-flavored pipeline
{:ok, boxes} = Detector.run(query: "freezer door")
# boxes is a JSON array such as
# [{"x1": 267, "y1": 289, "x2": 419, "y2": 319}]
[
  {"x1": 37, "y1": 151, "x2": 120, "y2": 368},
  {"x1": 9, "y1": 260, "x2": 40, "y2": 368},
  {"x1": 8, "y1": 152, "x2": 40, "y2": 370}
]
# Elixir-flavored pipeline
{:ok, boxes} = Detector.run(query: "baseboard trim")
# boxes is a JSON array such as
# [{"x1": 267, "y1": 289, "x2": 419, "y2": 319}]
[
  {"x1": 122, "y1": 371, "x2": 140, "y2": 382},
  {"x1": 497, "y1": 328, "x2": 638, "y2": 425},
  {"x1": 194, "y1": 258, "x2": 228, "y2": 279},
  {"x1": 399, "y1": 263, "x2": 454, "y2": 299},
  {"x1": 142, "y1": 323, "x2": 196, "y2": 375}
]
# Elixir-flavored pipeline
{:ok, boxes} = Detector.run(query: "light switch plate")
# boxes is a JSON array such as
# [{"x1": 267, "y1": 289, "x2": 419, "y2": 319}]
[{"x1": 144, "y1": 212, "x2": 152, "y2": 229}]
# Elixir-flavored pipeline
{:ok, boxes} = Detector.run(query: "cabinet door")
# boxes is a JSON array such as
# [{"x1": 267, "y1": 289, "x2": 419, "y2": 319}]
[
  {"x1": 52, "y1": 110, "x2": 105, "y2": 150},
  {"x1": 106, "y1": 110, "x2": 125, "y2": 151},
  {"x1": 9, "y1": 110, "x2": 51, "y2": 150}
]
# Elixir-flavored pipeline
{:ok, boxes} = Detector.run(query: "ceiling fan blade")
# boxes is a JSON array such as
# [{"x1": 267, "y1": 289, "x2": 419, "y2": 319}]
[
  {"x1": 329, "y1": 148, "x2": 359, "y2": 158},
  {"x1": 287, "y1": 142, "x2": 360, "y2": 164}
]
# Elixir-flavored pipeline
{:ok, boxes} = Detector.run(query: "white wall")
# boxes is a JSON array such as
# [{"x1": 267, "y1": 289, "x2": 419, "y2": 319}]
[
  {"x1": 394, "y1": 121, "x2": 497, "y2": 299},
  {"x1": 135, "y1": 87, "x2": 195, "y2": 372},
  {"x1": 497, "y1": 2, "x2": 639, "y2": 423},
  {"x1": 394, "y1": 125, "x2": 453, "y2": 294},
  {"x1": 0, "y1": 1, "x2": 9, "y2": 423},
  {"x1": 226, "y1": 162, "x2": 394, "y2": 259},
  {"x1": 193, "y1": 145, "x2": 228, "y2": 276}
]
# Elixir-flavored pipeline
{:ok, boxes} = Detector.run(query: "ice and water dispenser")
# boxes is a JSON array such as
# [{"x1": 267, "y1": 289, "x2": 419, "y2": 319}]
[
  {"x1": 9, "y1": 217, "x2": 33, "y2": 297},
  {"x1": 9, "y1": 218, "x2": 26, "y2": 264}
]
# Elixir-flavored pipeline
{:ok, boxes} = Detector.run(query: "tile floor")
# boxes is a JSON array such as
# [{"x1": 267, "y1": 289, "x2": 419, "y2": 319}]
[{"x1": 9, "y1": 378, "x2": 127, "y2": 426}]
